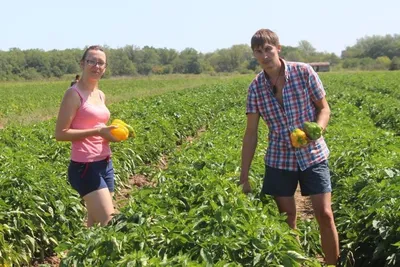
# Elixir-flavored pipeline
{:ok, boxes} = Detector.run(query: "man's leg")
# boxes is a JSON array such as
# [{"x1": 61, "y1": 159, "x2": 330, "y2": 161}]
[
  {"x1": 262, "y1": 166, "x2": 299, "y2": 229},
  {"x1": 299, "y1": 160, "x2": 339, "y2": 265},
  {"x1": 310, "y1": 193, "x2": 339, "y2": 265},
  {"x1": 274, "y1": 196, "x2": 297, "y2": 228}
]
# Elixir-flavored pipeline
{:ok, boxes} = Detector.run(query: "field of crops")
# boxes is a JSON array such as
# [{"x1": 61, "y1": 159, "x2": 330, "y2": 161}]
[
  {"x1": 0, "y1": 75, "x2": 237, "y2": 128},
  {"x1": 0, "y1": 72, "x2": 399, "y2": 266}
]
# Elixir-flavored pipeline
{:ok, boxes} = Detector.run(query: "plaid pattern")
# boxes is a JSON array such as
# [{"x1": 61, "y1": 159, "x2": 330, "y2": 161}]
[{"x1": 246, "y1": 60, "x2": 329, "y2": 171}]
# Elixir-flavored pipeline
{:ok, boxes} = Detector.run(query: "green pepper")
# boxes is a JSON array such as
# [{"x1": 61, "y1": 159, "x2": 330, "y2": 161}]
[{"x1": 303, "y1": 122, "x2": 323, "y2": 140}]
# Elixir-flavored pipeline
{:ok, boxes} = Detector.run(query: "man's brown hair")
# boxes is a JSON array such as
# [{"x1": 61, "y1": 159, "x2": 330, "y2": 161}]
[{"x1": 251, "y1": 29, "x2": 280, "y2": 50}]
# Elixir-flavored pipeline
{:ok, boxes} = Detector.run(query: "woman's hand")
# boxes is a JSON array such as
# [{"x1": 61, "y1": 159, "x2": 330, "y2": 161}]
[{"x1": 98, "y1": 125, "x2": 120, "y2": 142}]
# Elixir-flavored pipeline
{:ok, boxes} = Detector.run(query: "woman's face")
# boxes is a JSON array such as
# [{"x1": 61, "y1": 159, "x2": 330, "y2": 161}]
[{"x1": 81, "y1": 49, "x2": 107, "y2": 81}]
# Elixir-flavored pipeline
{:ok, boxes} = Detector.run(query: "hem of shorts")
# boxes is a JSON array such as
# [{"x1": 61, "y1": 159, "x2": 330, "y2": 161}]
[
  {"x1": 80, "y1": 186, "x2": 112, "y2": 198},
  {"x1": 261, "y1": 190, "x2": 295, "y2": 197},
  {"x1": 301, "y1": 189, "x2": 332, "y2": 197}
]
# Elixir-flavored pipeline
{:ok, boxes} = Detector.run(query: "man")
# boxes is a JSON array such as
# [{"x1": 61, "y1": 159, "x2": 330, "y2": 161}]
[{"x1": 240, "y1": 28, "x2": 339, "y2": 265}]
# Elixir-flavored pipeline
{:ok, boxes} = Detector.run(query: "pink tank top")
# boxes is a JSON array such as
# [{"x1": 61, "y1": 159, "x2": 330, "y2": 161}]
[{"x1": 70, "y1": 87, "x2": 111, "y2": 162}]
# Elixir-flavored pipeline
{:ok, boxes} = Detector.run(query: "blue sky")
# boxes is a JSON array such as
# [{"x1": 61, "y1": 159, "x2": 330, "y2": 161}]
[{"x1": 2, "y1": 0, "x2": 399, "y2": 56}]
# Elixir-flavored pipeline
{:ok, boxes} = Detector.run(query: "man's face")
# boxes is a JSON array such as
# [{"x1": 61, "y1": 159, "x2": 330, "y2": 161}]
[{"x1": 253, "y1": 43, "x2": 281, "y2": 69}]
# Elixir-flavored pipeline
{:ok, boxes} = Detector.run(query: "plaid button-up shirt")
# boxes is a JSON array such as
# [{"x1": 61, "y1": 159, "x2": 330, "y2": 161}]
[{"x1": 246, "y1": 60, "x2": 329, "y2": 171}]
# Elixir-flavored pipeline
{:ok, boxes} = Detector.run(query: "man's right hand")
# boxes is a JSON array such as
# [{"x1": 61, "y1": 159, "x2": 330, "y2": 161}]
[{"x1": 240, "y1": 180, "x2": 252, "y2": 194}]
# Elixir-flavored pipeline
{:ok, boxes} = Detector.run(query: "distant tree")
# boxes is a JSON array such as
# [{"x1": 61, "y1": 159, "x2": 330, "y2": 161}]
[
  {"x1": 229, "y1": 44, "x2": 253, "y2": 71},
  {"x1": 178, "y1": 48, "x2": 202, "y2": 74},
  {"x1": 247, "y1": 57, "x2": 259, "y2": 71},
  {"x1": 158, "y1": 48, "x2": 178, "y2": 65},
  {"x1": 162, "y1": 64, "x2": 174, "y2": 74},
  {"x1": 284, "y1": 50, "x2": 304, "y2": 62},
  {"x1": 342, "y1": 58, "x2": 360, "y2": 69},
  {"x1": 298, "y1": 40, "x2": 316, "y2": 57},
  {"x1": 142, "y1": 46, "x2": 160, "y2": 64},
  {"x1": 172, "y1": 57, "x2": 185, "y2": 73},
  {"x1": 123, "y1": 45, "x2": 139, "y2": 62},
  {"x1": 208, "y1": 49, "x2": 230, "y2": 72},
  {"x1": 135, "y1": 46, "x2": 160, "y2": 75},
  {"x1": 390, "y1": 56, "x2": 400, "y2": 70},
  {"x1": 51, "y1": 66, "x2": 64, "y2": 78},
  {"x1": 238, "y1": 61, "x2": 253, "y2": 74},
  {"x1": 375, "y1": 56, "x2": 391, "y2": 70},
  {"x1": 199, "y1": 59, "x2": 214, "y2": 74},
  {"x1": 48, "y1": 50, "x2": 79, "y2": 76},
  {"x1": 108, "y1": 49, "x2": 137, "y2": 76},
  {"x1": 326, "y1": 53, "x2": 341, "y2": 65},
  {"x1": 341, "y1": 47, "x2": 363, "y2": 59},
  {"x1": 206, "y1": 45, "x2": 252, "y2": 73},
  {"x1": 359, "y1": 57, "x2": 376, "y2": 70},
  {"x1": 281, "y1": 45, "x2": 296, "y2": 54},
  {"x1": 24, "y1": 49, "x2": 53, "y2": 77},
  {"x1": 2, "y1": 33, "x2": 399, "y2": 81},
  {"x1": 151, "y1": 65, "x2": 164, "y2": 75},
  {"x1": 8, "y1": 48, "x2": 27, "y2": 76},
  {"x1": 186, "y1": 61, "x2": 202, "y2": 74},
  {"x1": 20, "y1": 67, "x2": 43, "y2": 80},
  {"x1": 281, "y1": 45, "x2": 300, "y2": 59},
  {"x1": 341, "y1": 34, "x2": 400, "y2": 59},
  {"x1": 0, "y1": 52, "x2": 14, "y2": 80}
]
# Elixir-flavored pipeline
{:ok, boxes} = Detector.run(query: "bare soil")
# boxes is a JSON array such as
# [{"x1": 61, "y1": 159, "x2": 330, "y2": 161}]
[
  {"x1": 31, "y1": 255, "x2": 60, "y2": 267},
  {"x1": 114, "y1": 174, "x2": 156, "y2": 210},
  {"x1": 294, "y1": 186, "x2": 314, "y2": 220}
]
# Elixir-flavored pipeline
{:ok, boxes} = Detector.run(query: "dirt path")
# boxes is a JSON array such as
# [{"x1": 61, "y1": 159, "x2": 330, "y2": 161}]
[
  {"x1": 114, "y1": 174, "x2": 156, "y2": 211},
  {"x1": 294, "y1": 187, "x2": 327, "y2": 264},
  {"x1": 294, "y1": 186, "x2": 314, "y2": 220}
]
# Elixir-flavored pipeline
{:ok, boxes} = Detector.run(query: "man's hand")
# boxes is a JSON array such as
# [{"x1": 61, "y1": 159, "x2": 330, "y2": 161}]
[{"x1": 240, "y1": 180, "x2": 252, "y2": 194}]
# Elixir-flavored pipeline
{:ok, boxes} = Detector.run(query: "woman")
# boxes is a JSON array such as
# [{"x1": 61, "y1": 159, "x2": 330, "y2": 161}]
[{"x1": 55, "y1": 45, "x2": 118, "y2": 227}]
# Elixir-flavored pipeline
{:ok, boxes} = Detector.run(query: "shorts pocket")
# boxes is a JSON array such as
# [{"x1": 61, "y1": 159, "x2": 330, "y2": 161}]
[{"x1": 68, "y1": 161, "x2": 87, "y2": 181}]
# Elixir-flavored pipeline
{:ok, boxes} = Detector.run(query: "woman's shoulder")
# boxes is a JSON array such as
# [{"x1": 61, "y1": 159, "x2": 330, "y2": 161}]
[
  {"x1": 63, "y1": 87, "x2": 82, "y2": 102},
  {"x1": 97, "y1": 89, "x2": 106, "y2": 102},
  {"x1": 66, "y1": 86, "x2": 80, "y2": 95}
]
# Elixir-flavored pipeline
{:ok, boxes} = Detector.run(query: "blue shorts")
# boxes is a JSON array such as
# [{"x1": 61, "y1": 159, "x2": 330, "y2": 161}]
[
  {"x1": 68, "y1": 157, "x2": 115, "y2": 197},
  {"x1": 261, "y1": 160, "x2": 331, "y2": 197}
]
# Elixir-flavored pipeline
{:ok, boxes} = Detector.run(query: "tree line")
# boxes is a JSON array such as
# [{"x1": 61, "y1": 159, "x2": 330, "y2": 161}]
[{"x1": 0, "y1": 34, "x2": 399, "y2": 81}]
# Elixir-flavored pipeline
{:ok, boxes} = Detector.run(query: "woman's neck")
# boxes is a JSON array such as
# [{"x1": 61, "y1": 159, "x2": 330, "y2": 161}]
[{"x1": 77, "y1": 79, "x2": 98, "y2": 92}]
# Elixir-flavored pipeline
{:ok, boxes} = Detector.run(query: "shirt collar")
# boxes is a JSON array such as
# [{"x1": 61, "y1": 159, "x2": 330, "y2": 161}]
[
  {"x1": 281, "y1": 58, "x2": 289, "y2": 80},
  {"x1": 262, "y1": 58, "x2": 289, "y2": 82}
]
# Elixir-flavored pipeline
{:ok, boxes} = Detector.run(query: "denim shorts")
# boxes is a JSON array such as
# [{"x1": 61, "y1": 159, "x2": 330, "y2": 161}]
[
  {"x1": 68, "y1": 157, "x2": 115, "y2": 197},
  {"x1": 261, "y1": 160, "x2": 331, "y2": 197}
]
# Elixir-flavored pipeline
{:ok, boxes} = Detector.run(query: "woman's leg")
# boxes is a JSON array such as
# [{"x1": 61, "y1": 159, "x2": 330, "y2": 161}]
[{"x1": 83, "y1": 188, "x2": 114, "y2": 227}]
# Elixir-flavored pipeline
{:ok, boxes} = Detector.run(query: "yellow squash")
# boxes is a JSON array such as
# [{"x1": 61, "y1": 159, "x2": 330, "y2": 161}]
[
  {"x1": 110, "y1": 124, "x2": 129, "y2": 141},
  {"x1": 111, "y1": 119, "x2": 135, "y2": 138},
  {"x1": 110, "y1": 119, "x2": 134, "y2": 141}
]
